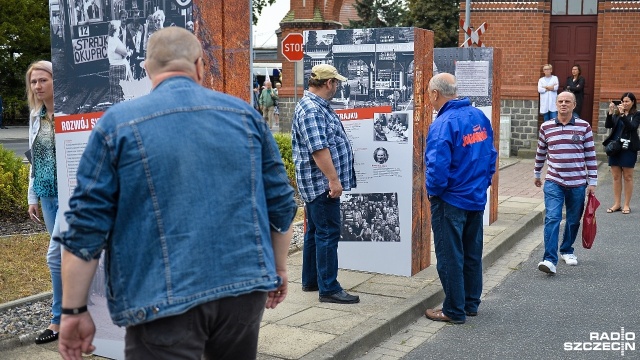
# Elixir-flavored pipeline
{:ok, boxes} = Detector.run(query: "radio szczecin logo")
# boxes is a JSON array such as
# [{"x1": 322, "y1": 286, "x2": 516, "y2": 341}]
[{"x1": 564, "y1": 328, "x2": 636, "y2": 356}]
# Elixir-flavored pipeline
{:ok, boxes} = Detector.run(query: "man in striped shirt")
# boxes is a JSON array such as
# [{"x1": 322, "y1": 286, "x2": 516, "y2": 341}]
[{"x1": 534, "y1": 91, "x2": 597, "y2": 275}]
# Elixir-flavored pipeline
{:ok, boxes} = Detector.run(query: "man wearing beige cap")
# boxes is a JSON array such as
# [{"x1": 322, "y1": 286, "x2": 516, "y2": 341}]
[{"x1": 291, "y1": 64, "x2": 359, "y2": 304}]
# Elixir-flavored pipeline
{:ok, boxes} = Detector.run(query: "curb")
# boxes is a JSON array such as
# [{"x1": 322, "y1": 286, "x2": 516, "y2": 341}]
[
  {"x1": 301, "y1": 207, "x2": 545, "y2": 360},
  {"x1": 0, "y1": 292, "x2": 52, "y2": 351}
]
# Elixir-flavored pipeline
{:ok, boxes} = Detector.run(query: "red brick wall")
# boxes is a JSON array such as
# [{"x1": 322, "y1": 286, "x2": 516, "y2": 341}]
[
  {"x1": 595, "y1": 2, "x2": 640, "y2": 101},
  {"x1": 459, "y1": 1, "x2": 640, "y2": 104},
  {"x1": 459, "y1": 1, "x2": 549, "y2": 100}
]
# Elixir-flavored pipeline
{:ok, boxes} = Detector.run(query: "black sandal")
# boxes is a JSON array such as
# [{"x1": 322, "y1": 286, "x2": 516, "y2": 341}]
[{"x1": 35, "y1": 329, "x2": 59, "y2": 344}]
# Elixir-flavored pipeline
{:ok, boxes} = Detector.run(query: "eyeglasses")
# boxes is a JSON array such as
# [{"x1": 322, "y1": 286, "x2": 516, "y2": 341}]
[{"x1": 543, "y1": 68, "x2": 551, "y2": 70}]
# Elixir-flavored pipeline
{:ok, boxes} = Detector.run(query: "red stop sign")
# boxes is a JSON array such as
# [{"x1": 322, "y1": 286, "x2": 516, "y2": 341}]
[{"x1": 281, "y1": 33, "x2": 304, "y2": 62}]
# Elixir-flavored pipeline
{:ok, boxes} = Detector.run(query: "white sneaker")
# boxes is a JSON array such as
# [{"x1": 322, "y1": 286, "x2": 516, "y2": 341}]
[
  {"x1": 537, "y1": 260, "x2": 557, "y2": 274},
  {"x1": 560, "y1": 253, "x2": 578, "y2": 266}
]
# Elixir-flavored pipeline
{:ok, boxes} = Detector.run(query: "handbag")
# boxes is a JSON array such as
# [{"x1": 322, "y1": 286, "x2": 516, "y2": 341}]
[
  {"x1": 604, "y1": 139, "x2": 621, "y2": 156},
  {"x1": 581, "y1": 192, "x2": 600, "y2": 249}
]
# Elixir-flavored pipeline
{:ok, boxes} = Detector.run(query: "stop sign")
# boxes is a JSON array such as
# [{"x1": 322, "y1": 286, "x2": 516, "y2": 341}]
[{"x1": 281, "y1": 33, "x2": 304, "y2": 62}]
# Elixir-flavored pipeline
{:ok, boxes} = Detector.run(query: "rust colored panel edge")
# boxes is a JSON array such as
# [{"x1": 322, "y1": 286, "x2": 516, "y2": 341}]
[
  {"x1": 412, "y1": 28, "x2": 435, "y2": 275},
  {"x1": 490, "y1": 48, "x2": 502, "y2": 225},
  {"x1": 195, "y1": 0, "x2": 251, "y2": 103}
]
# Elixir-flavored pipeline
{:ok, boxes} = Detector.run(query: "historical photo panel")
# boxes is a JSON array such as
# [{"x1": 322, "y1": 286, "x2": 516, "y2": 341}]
[
  {"x1": 50, "y1": 0, "x2": 194, "y2": 115},
  {"x1": 340, "y1": 192, "x2": 401, "y2": 242}
]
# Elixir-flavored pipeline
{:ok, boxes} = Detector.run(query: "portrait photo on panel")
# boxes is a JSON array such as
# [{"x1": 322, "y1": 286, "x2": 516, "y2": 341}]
[
  {"x1": 373, "y1": 147, "x2": 389, "y2": 164},
  {"x1": 373, "y1": 112, "x2": 409, "y2": 143},
  {"x1": 340, "y1": 193, "x2": 401, "y2": 242}
]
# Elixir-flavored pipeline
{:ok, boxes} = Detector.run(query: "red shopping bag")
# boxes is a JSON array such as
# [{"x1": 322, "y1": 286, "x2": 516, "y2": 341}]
[{"x1": 582, "y1": 192, "x2": 600, "y2": 249}]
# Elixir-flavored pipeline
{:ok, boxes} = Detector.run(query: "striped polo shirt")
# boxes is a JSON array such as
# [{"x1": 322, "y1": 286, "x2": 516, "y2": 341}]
[{"x1": 534, "y1": 116, "x2": 598, "y2": 187}]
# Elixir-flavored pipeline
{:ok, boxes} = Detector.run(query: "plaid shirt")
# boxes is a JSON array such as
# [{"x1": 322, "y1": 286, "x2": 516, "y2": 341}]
[{"x1": 291, "y1": 91, "x2": 356, "y2": 202}]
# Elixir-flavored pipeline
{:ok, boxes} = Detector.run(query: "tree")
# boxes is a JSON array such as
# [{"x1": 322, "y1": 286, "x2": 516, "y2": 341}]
[
  {"x1": 347, "y1": 0, "x2": 408, "y2": 29},
  {"x1": 253, "y1": 0, "x2": 277, "y2": 25},
  {"x1": 0, "y1": 0, "x2": 51, "y2": 122},
  {"x1": 406, "y1": 0, "x2": 459, "y2": 48}
]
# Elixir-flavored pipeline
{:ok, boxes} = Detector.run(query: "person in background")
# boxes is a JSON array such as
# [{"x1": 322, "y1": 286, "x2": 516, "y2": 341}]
[
  {"x1": 534, "y1": 91, "x2": 597, "y2": 275},
  {"x1": 25, "y1": 61, "x2": 62, "y2": 344},
  {"x1": 118, "y1": 10, "x2": 128, "y2": 45},
  {"x1": 126, "y1": 11, "x2": 145, "y2": 80},
  {"x1": 56, "y1": 28, "x2": 296, "y2": 360},
  {"x1": 273, "y1": 81, "x2": 281, "y2": 128},
  {"x1": 107, "y1": 20, "x2": 129, "y2": 104},
  {"x1": 424, "y1": 73, "x2": 497, "y2": 324},
  {"x1": 253, "y1": 82, "x2": 262, "y2": 113},
  {"x1": 259, "y1": 81, "x2": 277, "y2": 128},
  {"x1": 603, "y1": 92, "x2": 640, "y2": 215},
  {"x1": 291, "y1": 64, "x2": 359, "y2": 304},
  {"x1": 538, "y1": 64, "x2": 559, "y2": 121},
  {"x1": 0, "y1": 94, "x2": 7, "y2": 129},
  {"x1": 565, "y1": 64, "x2": 585, "y2": 118}
]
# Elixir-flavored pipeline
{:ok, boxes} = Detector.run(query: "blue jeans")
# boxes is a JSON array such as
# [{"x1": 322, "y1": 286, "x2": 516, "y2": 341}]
[
  {"x1": 302, "y1": 191, "x2": 342, "y2": 296},
  {"x1": 542, "y1": 181, "x2": 586, "y2": 265},
  {"x1": 41, "y1": 197, "x2": 62, "y2": 326},
  {"x1": 430, "y1": 197, "x2": 484, "y2": 322},
  {"x1": 543, "y1": 111, "x2": 558, "y2": 121}
]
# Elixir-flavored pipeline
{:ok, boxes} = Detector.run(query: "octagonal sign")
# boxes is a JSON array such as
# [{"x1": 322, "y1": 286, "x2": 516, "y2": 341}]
[{"x1": 282, "y1": 33, "x2": 304, "y2": 62}]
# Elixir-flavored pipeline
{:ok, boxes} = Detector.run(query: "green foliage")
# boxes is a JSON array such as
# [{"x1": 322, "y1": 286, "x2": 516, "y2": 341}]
[
  {"x1": 407, "y1": 0, "x2": 460, "y2": 47},
  {"x1": 0, "y1": 0, "x2": 51, "y2": 123},
  {"x1": 272, "y1": 133, "x2": 297, "y2": 191},
  {"x1": 348, "y1": 0, "x2": 409, "y2": 28},
  {"x1": 252, "y1": 0, "x2": 277, "y2": 25},
  {"x1": 0, "y1": 145, "x2": 29, "y2": 222}
]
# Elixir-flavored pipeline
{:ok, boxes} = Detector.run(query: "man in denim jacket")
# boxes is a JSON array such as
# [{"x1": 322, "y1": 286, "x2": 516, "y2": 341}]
[{"x1": 56, "y1": 28, "x2": 297, "y2": 360}]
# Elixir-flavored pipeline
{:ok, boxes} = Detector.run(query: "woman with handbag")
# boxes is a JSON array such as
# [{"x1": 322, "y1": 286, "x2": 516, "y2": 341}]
[{"x1": 603, "y1": 92, "x2": 640, "y2": 214}]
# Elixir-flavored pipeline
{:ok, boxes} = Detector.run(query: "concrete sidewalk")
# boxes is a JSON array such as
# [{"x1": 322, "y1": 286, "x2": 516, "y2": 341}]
[
  {"x1": 0, "y1": 135, "x2": 546, "y2": 359},
  {"x1": 257, "y1": 160, "x2": 544, "y2": 360}
]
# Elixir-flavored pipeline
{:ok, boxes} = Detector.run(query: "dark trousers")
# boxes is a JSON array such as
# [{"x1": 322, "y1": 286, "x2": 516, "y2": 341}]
[
  {"x1": 125, "y1": 291, "x2": 267, "y2": 360},
  {"x1": 302, "y1": 191, "x2": 343, "y2": 296},
  {"x1": 430, "y1": 196, "x2": 484, "y2": 322}
]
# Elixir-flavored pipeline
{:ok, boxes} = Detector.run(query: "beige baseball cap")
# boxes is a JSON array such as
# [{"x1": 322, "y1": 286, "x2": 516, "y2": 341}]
[{"x1": 311, "y1": 64, "x2": 347, "y2": 81}]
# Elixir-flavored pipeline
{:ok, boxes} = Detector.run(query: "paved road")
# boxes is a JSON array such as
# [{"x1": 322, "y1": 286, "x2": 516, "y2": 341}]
[
  {"x1": 0, "y1": 139, "x2": 29, "y2": 160},
  {"x1": 403, "y1": 168, "x2": 640, "y2": 359}
]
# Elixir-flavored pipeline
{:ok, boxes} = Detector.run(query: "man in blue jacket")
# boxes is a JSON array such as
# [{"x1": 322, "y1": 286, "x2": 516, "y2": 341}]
[
  {"x1": 56, "y1": 27, "x2": 297, "y2": 359},
  {"x1": 424, "y1": 73, "x2": 497, "y2": 324}
]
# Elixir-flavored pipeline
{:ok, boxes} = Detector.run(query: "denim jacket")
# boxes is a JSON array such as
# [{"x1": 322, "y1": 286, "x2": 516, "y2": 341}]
[{"x1": 58, "y1": 76, "x2": 297, "y2": 327}]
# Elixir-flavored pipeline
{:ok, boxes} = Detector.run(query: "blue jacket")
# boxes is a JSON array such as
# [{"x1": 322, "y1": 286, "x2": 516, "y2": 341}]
[
  {"x1": 58, "y1": 77, "x2": 297, "y2": 327},
  {"x1": 425, "y1": 98, "x2": 497, "y2": 211}
]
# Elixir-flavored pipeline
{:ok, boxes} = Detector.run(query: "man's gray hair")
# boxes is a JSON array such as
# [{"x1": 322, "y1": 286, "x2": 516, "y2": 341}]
[{"x1": 429, "y1": 74, "x2": 457, "y2": 97}]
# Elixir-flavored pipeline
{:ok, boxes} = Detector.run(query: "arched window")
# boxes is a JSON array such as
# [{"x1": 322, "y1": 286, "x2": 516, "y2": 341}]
[{"x1": 552, "y1": 0, "x2": 598, "y2": 15}]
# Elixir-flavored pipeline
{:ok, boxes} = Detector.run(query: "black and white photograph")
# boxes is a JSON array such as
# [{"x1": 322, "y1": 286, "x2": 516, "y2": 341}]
[
  {"x1": 373, "y1": 147, "x2": 389, "y2": 164},
  {"x1": 304, "y1": 28, "x2": 414, "y2": 111},
  {"x1": 49, "y1": 0, "x2": 193, "y2": 115},
  {"x1": 373, "y1": 111, "x2": 409, "y2": 143},
  {"x1": 340, "y1": 192, "x2": 401, "y2": 242}
]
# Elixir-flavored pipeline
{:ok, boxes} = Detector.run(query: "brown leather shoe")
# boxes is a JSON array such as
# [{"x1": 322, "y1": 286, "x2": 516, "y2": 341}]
[{"x1": 425, "y1": 308, "x2": 465, "y2": 324}]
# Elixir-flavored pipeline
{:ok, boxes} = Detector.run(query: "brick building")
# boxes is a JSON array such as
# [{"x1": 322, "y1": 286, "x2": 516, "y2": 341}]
[
  {"x1": 276, "y1": 0, "x2": 640, "y2": 155},
  {"x1": 460, "y1": 0, "x2": 640, "y2": 155}
]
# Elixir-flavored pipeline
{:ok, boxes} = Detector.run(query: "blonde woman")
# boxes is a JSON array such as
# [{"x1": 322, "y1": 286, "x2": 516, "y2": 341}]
[{"x1": 25, "y1": 60, "x2": 62, "y2": 344}]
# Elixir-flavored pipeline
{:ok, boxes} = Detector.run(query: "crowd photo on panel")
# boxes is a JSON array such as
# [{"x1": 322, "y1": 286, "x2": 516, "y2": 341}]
[{"x1": 340, "y1": 193, "x2": 401, "y2": 242}]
